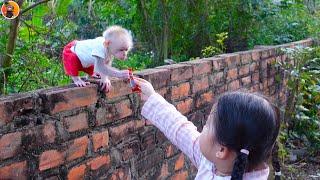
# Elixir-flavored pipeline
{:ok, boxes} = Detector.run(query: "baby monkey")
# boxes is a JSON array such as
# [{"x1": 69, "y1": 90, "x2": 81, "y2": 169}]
[
  {"x1": 5, "y1": 3, "x2": 14, "y2": 18},
  {"x1": 62, "y1": 25, "x2": 133, "y2": 91}
]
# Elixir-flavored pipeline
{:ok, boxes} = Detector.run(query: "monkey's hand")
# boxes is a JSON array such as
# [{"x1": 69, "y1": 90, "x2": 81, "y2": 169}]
[
  {"x1": 100, "y1": 76, "x2": 112, "y2": 92},
  {"x1": 72, "y1": 76, "x2": 90, "y2": 87},
  {"x1": 119, "y1": 70, "x2": 130, "y2": 79}
]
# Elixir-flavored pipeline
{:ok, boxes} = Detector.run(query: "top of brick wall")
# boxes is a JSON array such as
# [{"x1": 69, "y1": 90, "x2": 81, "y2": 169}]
[{"x1": 0, "y1": 38, "x2": 314, "y2": 127}]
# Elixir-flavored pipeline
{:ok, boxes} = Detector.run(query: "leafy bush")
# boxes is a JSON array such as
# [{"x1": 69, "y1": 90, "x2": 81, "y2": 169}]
[
  {"x1": 277, "y1": 46, "x2": 320, "y2": 151},
  {"x1": 201, "y1": 32, "x2": 228, "y2": 58}
]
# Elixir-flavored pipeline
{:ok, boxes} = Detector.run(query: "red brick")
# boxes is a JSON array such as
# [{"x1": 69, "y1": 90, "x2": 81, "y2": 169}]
[
  {"x1": 171, "y1": 171, "x2": 188, "y2": 180},
  {"x1": 182, "y1": 59, "x2": 212, "y2": 76},
  {"x1": 156, "y1": 64, "x2": 193, "y2": 82},
  {"x1": 120, "y1": 139, "x2": 140, "y2": 161},
  {"x1": 40, "y1": 85, "x2": 98, "y2": 114},
  {"x1": 210, "y1": 72, "x2": 224, "y2": 86},
  {"x1": 63, "y1": 113, "x2": 88, "y2": 132},
  {"x1": 110, "y1": 167, "x2": 130, "y2": 180},
  {"x1": 209, "y1": 57, "x2": 226, "y2": 70},
  {"x1": 261, "y1": 49, "x2": 270, "y2": 59},
  {"x1": 92, "y1": 130, "x2": 109, "y2": 152},
  {"x1": 240, "y1": 51, "x2": 252, "y2": 64},
  {"x1": 43, "y1": 122, "x2": 56, "y2": 143},
  {"x1": 216, "y1": 85, "x2": 227, "y2": 94},
  {"x1": 252, "y1": 73, "x2": 260, "y2": 83},
  {"x1": 96, "y1": 107, "x2": 108, "y2": 126},
  {"x1": 192, "y1": 76, "x2": 209, "y2": 93},
  {"x1": 22, "y1": 122, "x2": 56, "y2": 149},
  {"x1": 174, "y1": 154, "x2": 185, "y2": 171},
  {"x1": 241, "y1": 76, "x2": 251, "y2": 86},
  {"x1": 109, "y1": 120, "x2": 145, "y2": 144},
  {"x1": 87, "y1": 155, "x2": 111, "y2": 171},
  {"x1": 171, "y1": 82, "x2": 190, "y2": 100},
  {"x1": 0, "y1": 93, "x2": 35, "y2": 126},
  {"x1": 158, "y1": 162, "x2": 169, "y2": 180},
  {"x1": 227, "y1": 68, "x2": 238, "y2": 81},
  {"x1": 68, "y1": 165, "x2": 86, "y2": 180},
  {"x1": 250, "y1": 62, "x2": 259, "y2": 73},
  {"x1": 196, "y1": 91, "x2": 213, "y2": 108},
  {"x1": 261, "y1": 60, "x2": 268, "y2": 70},
  {"x1": 228, "y1": 80, "x2": 240, "y2": 91},
  {"x1": 251, "y1": 49, "x2": 262, "y2": 61},
  {"x1": 106, "y1": 78, "x2": 132, "y2": 99},
  {"x1": 105, "y1": 99, "x2": 133, "y2": 121},
  {"x1": 136, "y1": 68, "x2": 171, "y2": 89},
  {"x1": 239, "y1": 65, "x2": 250, "y2": 77},
  {"x1": 157, "y1": 87, "x2": 168, "y2": 98},
  {"x1": 251, "y1": 84, "x2": 260, "y2": 92},
  {"x1": 175, "y1": 98, "x2": 193, "y2": 115},
  {"x1": 165, "y1": 144, "x2": 174, "y2": 158},
  {"x1": 39, "y1": 150, "x2": 64, "y2": 171},
  {"x1": 0, "y1": 161, "x2": 27, "y2": 180},
  {"x1": 0, "y1": 132, "x2": 21, "y2": 160},
  {"x1": 66, "y1": 136, "x2": 89, "y2": 161},
  {"x1": 219, "y1": 53, "x2": 240, "y2": 68}
]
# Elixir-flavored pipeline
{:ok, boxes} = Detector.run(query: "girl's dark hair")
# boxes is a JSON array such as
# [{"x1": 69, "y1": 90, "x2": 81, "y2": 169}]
[{"x1": 211, "y1": 92, "x2": 280, "y2": 180}]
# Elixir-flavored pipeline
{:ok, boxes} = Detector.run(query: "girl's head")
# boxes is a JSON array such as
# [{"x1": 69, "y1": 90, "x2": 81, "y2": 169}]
[{"x1": 199, "y1": 91, "x2": 280, "y2": 179}]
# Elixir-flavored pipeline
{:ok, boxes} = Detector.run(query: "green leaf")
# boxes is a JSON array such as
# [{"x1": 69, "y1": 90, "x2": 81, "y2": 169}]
[
  {"x1": 32, "y1": 4, "x2": 48, "y2": 27},
  {"x1": 56, "y1": 0, "x2": 73, "y2": 16}
]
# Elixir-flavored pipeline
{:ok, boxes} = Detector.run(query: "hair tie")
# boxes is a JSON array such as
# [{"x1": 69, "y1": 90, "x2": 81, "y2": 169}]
[
  {"x1": 275, "y1": 171, "x2": 281, "y2": 176},
  {"x1": 240, "y1": 149, "x2": 249, "y2": 155}
]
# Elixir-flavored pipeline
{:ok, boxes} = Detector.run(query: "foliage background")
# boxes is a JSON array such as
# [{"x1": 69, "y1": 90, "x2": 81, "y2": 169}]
[
  {"x1": 0, "y1": 0, "x2": 319, "y2": 173},
  {"x1": 0, "y1": 0, "x2": 319, "y2": 94}
]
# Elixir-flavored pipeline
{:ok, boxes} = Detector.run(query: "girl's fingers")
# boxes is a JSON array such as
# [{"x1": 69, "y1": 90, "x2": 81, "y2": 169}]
[{"x1": 133, "y1": 77, "x2": 149, "y2": 85}]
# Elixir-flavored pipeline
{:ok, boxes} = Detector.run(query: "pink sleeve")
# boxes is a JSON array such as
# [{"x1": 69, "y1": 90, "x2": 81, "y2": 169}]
[{"x1": 141, "y1": 93, "x2": 202, "y2": 168}]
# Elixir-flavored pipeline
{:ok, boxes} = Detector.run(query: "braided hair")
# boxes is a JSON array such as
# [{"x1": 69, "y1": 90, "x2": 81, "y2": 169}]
[{"x1": 211, "y1": 92, "x2": 280, "y2": 180}]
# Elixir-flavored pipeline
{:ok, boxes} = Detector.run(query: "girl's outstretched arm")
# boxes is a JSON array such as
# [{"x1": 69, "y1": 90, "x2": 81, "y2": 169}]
[{"x1": 135, "y1": 78, "x2": 202, "y2": 168}]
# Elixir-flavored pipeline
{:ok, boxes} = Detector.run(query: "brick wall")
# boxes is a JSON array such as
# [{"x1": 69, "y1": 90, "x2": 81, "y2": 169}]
[{"x1": 0, "y1": 39, "x2": 313, "y2": 180}]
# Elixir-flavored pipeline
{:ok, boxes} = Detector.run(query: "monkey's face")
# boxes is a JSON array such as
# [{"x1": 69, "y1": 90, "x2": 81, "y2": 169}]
[
  {"x1": 6, "y1": 5, "x2": 13, "y2": 11},
  {"x1": 105, "y1": 39, "x2": 130, "y2": 60}
]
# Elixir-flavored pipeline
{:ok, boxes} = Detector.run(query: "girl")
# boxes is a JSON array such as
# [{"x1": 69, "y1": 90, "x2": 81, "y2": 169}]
[{"x1": 134, "y1": 77, "x2": 281, "y2": 180}]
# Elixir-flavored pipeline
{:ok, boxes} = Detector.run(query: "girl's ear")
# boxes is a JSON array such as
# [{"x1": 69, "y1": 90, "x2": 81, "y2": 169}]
[{"x1": 215, "y1": 145, "x2": 231, "y2": 160}]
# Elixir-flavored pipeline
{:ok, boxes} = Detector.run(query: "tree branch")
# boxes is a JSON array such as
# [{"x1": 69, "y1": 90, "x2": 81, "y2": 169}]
[
  {"x1": 20, "y1": 19, "x2": 42, "y2": 34},
  {"x1": 20, "y1": 0, "x2": 51, "y2": 15}
]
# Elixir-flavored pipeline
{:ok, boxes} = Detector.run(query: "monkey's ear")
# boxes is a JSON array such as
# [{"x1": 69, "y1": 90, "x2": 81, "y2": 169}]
[{"x1": 103, "y1": 40, "x2": 111, "y2": 47}]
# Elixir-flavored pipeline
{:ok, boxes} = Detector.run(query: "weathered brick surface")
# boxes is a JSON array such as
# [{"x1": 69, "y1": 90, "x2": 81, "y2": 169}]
[
  {"x1": 0, "y1": 132, "x2": 22, "y2": 160},
  {"x1": 106, "y1": 78, "x2": 132, "y2": 99},
  {"x1": 86, "y1": 155, "x2": 111, "y2": 171},
  {"x1": 66, "y1": 136, "x2": 89, "y2": 161},
  {"x1": 39, "y1": 85, "x2": 98, "y2": 114},
  {"x1": 156, "y1": 64, "x2": 193, "y2": 82},
  {"x1": 63, "y1": 112, "x2": 88, "y2": 132},
  {"x1": 0, "y1": 93, "x2": 35, "y2": 126},
  {"x1": 137, "y1": 68, "x2": 171, "y2": 89},
  {"x1": 0, "y1": 39, "x2": 313, "y2": 179},
  {"x1": 0, "y1": 161, "x2": 27, "y2": 180},
  {"x1": 181, "y1": 59, "x2": 212, "y2": 76},
  {"x1": 67, "y1": 164, "x2": 86, "y2": 180},
  {"x1": 39, "y1": 150, "x2": 64, "y2": 171},
  {"x1": 171, "y1": 82, "x2": 190, "y2": 100},
  {"x1": 92, "y1": 129, "x2": 109, "y2": 152}
]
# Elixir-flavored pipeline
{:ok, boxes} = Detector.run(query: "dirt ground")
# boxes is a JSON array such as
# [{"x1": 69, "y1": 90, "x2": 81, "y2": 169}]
[{"x1": 269, "y1": 159, "x2": 320, "y2": 180}]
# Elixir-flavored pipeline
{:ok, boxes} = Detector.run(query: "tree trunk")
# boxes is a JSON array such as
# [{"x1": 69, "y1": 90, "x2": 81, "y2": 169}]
[
  {"x1": 138, "y1": 0, "x2": 162, "y2": 66},
  {"x1": 0, "y1": 0, "x2": 24, "y2": 95},
  {"x1": 160, "y1": 0, "x2": 168, "y2": 60}
]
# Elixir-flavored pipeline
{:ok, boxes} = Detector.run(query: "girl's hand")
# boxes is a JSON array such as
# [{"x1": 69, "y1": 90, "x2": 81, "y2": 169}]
[{"x1": 133, "y1": 77, "x2": 156, "y2": 101}]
